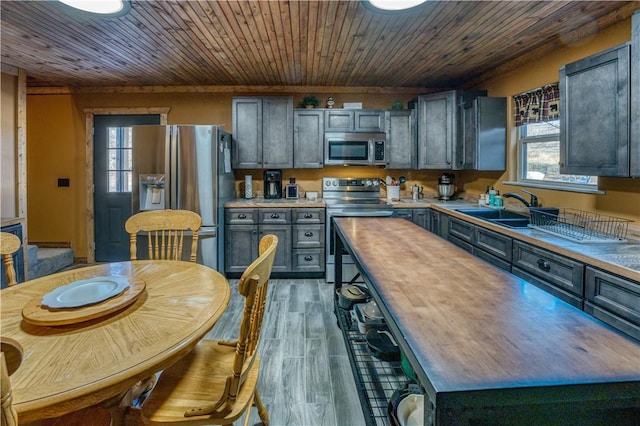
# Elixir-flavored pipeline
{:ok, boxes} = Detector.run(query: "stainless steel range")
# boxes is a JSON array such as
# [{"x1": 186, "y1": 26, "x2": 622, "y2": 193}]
[{"x1": 324, "y1": 177, "x2": 393, "y2": 282}]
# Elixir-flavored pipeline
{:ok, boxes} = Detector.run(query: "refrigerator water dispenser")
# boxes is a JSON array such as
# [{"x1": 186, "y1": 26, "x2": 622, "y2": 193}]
[{"x1": 139, "y1": 174, "x2": 165, "y2": 211}]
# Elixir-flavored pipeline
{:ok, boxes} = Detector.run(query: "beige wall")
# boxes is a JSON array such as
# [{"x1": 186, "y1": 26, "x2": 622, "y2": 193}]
[
  {"x1": 1, "y1": 72, "x2": 17, "y2": 218},
  {"x1": 26, "y1": 17, "x2": 639, "y2": 258},
  {"x1": 476, "y1": 18, "x2": 640, "y2": 222}
]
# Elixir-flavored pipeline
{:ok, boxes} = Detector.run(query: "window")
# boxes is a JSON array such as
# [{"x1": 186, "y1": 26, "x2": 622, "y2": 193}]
[
  {"x1": 519, "y1": 120, "x2": 597, "y2": 187},
  {"x1": 107, "y1": 127, "x2": 132, "y2": 192}
]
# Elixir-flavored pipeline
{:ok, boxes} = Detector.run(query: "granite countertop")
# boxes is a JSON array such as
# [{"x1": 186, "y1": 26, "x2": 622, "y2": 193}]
[
  {"x1": 224, "y1": 197, "x2": 639, "y2": 280},
  {"x1": 432, "y1": 204, "x2": 640, "y2": 281},
  {"x1": 225, "y1": 197, "x2": 325, "y2": 208}
]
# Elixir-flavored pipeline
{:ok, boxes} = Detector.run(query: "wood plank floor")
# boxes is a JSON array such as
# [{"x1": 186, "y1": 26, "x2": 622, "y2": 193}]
[{"x1": 206, "y1": 278, "x2": 367, "y2": 426}]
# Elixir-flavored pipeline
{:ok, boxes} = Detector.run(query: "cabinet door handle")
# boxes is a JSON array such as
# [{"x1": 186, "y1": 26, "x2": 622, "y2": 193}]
[
  {"x1": 238, "y1": 213, "x2": 246, "y2": 219},
  {"x1": 304, "y1": 213, "x2": 313, "y2": 218},
  {"x1": 304, "y1": 231, "x2": 313, "y2": 237},
  {"x1": 304, "y1": 255, "x2": 313, "y2": 262},
  {"x1": 537, "y1": 259, "x2": 551, "y2": 272},
  {"x1": 271, "y1": 213, "x2": 280, "y2": 219}
]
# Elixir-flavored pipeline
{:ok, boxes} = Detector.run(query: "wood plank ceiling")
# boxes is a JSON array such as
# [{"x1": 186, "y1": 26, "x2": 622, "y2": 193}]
[{"x1": 1, "y1": 0, "x2": 638, "y2": 89}]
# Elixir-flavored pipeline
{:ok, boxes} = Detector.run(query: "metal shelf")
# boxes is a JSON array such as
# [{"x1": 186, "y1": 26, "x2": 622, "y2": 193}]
[{"x1": 335, "y1": 301, "x2": 410, "y2": 426}]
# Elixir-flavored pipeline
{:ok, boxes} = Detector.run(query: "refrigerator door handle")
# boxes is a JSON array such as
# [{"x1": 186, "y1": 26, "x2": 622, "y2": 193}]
[{"x1": 198, "y1": 228, "x2": 217, "y2": 237}]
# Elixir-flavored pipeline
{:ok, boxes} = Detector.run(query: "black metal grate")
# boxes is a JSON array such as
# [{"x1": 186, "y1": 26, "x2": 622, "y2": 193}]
[{"x1": 336, "y1": 302, "x2": 410, "y2": 426}]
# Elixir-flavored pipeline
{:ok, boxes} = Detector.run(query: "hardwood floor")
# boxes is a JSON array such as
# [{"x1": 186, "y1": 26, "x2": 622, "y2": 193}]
[{"x1": 206, "y1": 278, "x2": 366, "y2": 426}]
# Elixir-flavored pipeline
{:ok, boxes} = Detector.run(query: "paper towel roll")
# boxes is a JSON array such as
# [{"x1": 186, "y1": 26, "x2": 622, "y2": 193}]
[{"x1": 245, "y1": 175, "x2": 253, "y2": 199}]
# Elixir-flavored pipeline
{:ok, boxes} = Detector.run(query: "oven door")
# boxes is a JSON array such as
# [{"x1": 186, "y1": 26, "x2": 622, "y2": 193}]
[{"x1": 325, "y1": 209, "x2": 393, "y2": 282}]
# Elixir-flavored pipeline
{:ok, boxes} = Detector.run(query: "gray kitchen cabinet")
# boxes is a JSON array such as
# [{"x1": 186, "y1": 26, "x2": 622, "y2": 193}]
[
  {"x1": 324, "y1": 109, "x2": 385, "y2": 132},
  {"x1": 512, "y1": 240, "x2": 585, "y2": 308},
  {"x1": 447, "y1": 216, "x2": 512, "y2": 271},
  {"x1": 412, "y1": 208, "x2": 429, "y2": 229},
  {"x1": 225, "y1": 207, "x2": 324, "y2": 275},
  {"x1": 293, "y1": 109, "x2": 324, "y2": 168},
  {"x1": 392, "y1": 209, "x2": 413, "y2": 221},
  {"x1": 631, "y1": 11, "x2": 640, "y2": 177},
  {"x1": 385, "y1": 110, "x2": 415, "y2": 169},
  {"x1": 559, "y1": 43, "x2": 631, "y2": 176},
  {"x1": 232, "y1": 96, "x2": 293, "y2": 169},
  {"x1": 428, "y1": 209, "x2": 449, "y2": 238},
  {"x1": 258, "y1": 208, "x2": 291, "y2": 273},
  {"x1": 225, "y1": 208, "x2": 259, "y2": 274},
  {"x1": 459, "y1": 97, "x2": 507, "y2": 170},
  {"x1": 291, "y1": 208, "x2": 325, "y2": 273},
  {"x1": 417, "y1": 90, "x2": 504, "y2": 170},
  {"x1": 584, "y1": 266, "x2": 639, "y2": 341}
]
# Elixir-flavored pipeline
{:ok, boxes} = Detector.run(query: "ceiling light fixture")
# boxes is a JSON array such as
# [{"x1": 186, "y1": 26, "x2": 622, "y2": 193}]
[
  {"x1": 58, "y1": 0, "x2": 128, "y2": 16},
  {"x1": 366, "y1": 0, "x2": 429, "y2": 12}
]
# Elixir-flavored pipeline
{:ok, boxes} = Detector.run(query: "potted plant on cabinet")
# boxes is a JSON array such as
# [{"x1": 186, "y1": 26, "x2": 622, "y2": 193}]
[{"x1": 301, "y1": 95, "x2": 320, "y2": 108}]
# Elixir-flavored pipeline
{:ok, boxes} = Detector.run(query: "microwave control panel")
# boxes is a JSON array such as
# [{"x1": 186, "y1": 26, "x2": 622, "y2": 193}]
[{"x1": 374, "y1": 140, "x2": 385, "y2": 161}]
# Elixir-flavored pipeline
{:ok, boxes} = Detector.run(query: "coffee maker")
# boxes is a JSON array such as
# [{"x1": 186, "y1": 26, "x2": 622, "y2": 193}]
[
  {"x1": 438, "y1": 173, "x2": 456, "y2": 200},
  {"x1": 264, "y1": 170, "x2": 282, "y2": 199}
]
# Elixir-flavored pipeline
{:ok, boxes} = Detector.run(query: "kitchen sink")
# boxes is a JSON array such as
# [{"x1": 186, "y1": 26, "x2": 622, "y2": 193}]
[
  {"x1": 455, "y1": 208, "x2": 530, "y2": 228},
  {"x1": 488, "y1": 218, "x2": 531, "y2": 228}
]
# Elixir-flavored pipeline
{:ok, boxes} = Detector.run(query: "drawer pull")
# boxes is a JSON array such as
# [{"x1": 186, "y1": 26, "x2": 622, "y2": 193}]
[
  {"x1": 304, "y1": 213, "x2": 313, "y2": 219},
  {"x1": 304, "y1": 231, "x2": 313, "y2": 237},
  {"x1": 237, "y1": 213, "x2": 246, "y2": 219},
  {"x1": 271, "y1": 213, "x2": 280, "y2": 219},
  {"x1": 304, "y1": 255, "x2": 313, "y2": 262},
  {"x1": 537, "y1": 259, "x2": 551, "y2": 272}
]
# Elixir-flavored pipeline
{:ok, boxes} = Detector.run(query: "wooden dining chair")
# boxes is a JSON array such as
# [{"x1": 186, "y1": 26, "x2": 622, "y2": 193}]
[
  {"x1": 124, "y1": 210, "x2": 202, "y2": 262},
  {"x1": 125, "y1": 234, "x2": 278, "y2": 426},
  {"x1": 1, "y1": 352, "x2": 19, "y2": 426},
  {"x1": 0, "y1": 232, "x2": 21, "y2": 287}
]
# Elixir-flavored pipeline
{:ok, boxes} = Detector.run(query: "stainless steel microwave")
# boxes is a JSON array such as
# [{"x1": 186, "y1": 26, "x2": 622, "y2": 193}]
[{"x1": 324, "y1": 132, "x2": 386, "y2": 166}]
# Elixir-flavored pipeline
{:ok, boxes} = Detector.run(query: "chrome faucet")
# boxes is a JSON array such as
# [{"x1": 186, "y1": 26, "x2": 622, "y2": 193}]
[{"x1": 503, "y1": 189, "x2": 539, "y2": 208}]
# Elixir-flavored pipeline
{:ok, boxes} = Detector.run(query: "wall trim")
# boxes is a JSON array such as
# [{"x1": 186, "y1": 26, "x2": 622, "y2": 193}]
[{"x1": 84, "y1": 107, "x2": 169, "y2": 263}]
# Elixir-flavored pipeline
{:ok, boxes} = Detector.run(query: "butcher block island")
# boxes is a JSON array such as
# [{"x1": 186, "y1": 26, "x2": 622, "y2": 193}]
[{"x1": 333, "y1": 217, "x2": 639, "y2": 425}]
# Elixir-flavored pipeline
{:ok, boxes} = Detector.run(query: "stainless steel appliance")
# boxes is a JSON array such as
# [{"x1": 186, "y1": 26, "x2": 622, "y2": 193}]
[
  {"x1": 131, "y1": 125, "x2": 235, "y2": 271},
  {"x1": 324, "y1": 177, "x2": 393, "y2": 282},
  {"x1": 264, "y1": 169, "x2": 282, "y2": 199},
  {"x1": 438, "y1": 173, "x2": 455, "y2": 200},
  {"x1": 324, "y1": 132, "x2": 386, "y2": 166}
]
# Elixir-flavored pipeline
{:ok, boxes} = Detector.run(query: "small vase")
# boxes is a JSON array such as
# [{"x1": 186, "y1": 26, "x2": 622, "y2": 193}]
[{"x1": 305, "y1": 105, "x2": 315, "y2": 109}]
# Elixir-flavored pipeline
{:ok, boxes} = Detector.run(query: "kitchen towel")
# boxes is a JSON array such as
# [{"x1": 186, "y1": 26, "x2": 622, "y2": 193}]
[{"x1": 245, "y1": 175, "x2": 253, "y2": 199}]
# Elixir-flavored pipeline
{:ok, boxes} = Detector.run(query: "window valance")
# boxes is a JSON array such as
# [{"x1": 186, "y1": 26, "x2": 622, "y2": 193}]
[{"x1": 513, "y1": 83, "x2": 559, "y2": 127}]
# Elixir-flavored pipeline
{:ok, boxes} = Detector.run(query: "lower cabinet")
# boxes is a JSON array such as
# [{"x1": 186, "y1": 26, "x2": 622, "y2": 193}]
[
  {"x1": 512, "y1": 241, "x2": 584, "y2": 308},
  {"x1": 225, "y1": 207, "x2": 324, "y2": 275},
  {"x1": 584, "y1": 266, "x2": 640, "y2": 340},
  {"x1": 447, "y1": 217, "x2": 512, "y2": 272},
  {"x1": 428, "y1": 209, "x2": 636, "y2": 341}
]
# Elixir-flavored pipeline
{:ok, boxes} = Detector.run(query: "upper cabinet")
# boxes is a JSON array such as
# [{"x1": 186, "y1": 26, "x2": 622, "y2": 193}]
[
  {"x1": 559, "y1": 44, "x2": 631, "y2": 176},
  {"x1": 232, "y1": 97, "x2": 293, "y2": 169},
  {"x1": 459, "y1": 97, "x2": 507, "y2": 171},
  {"x1": 385, "y1": 110, "x2": 415, "y2": 169},
  {"x1": 293, "y1": 109, "x2": 324, "y2": 168},
  {"x1": 324, "y1": 109, "x2": 385, "y2": 132},
  {"x1": 416, "y1": 90, "x2": 506, "y2": 170},
  {"x1": 631, "y1": 10, "x2": 640, "y2": 177}
]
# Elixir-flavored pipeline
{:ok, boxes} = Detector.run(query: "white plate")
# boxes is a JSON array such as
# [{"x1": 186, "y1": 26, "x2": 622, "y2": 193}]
[{"x1": 42, "y1": 277, "x2": 130, "y2": 308}]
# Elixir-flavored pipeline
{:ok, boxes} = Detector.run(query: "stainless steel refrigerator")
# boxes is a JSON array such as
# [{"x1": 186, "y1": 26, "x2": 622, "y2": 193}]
[{"x1": 131, "y1": 125, "x2": 235, "y2": 271}]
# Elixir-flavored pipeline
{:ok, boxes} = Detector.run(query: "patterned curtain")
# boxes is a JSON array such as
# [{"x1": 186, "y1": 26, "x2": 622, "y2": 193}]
[{"x1": 513, "y1": 83, "x2": 560, "y2": 126}]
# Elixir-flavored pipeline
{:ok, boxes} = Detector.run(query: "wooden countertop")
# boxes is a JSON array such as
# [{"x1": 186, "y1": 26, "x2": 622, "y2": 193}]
[
  {"x1": 1, "y1": 260, "x2": 231, "y2": 423},
  {"x1": 333, "y1": 217, "x2": 640, "y2": 416}
]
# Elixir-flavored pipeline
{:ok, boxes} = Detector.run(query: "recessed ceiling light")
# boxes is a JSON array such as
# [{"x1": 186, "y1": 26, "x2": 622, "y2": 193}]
[
  {"x1": 58, "y1": 0, "x2": 128, "y2": 16},
  {"x1": 367, "y1": 0, "x2": 429, "y2": 12}
]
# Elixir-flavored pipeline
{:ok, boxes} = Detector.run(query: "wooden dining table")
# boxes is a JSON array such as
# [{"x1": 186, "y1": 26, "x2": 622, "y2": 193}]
[{"x1": 0, "y1": 260, "x2": 231, "y2": 424}]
